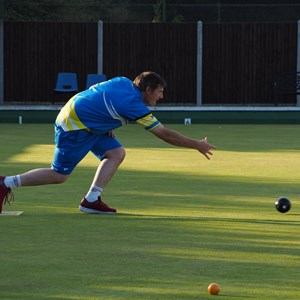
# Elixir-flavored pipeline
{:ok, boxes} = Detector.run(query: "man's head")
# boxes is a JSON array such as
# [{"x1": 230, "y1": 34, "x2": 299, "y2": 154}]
[{"x1": 133, "y1": 71, "x2": 167, "y2": 106}]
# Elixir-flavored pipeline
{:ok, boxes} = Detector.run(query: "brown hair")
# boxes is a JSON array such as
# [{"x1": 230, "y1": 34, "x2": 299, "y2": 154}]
[{"x1": 133, "y1": 71, "x2": 167, "y2": 92}]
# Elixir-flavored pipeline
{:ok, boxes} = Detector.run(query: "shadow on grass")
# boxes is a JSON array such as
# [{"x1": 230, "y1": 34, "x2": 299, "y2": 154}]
[
  {"x1": 3, "y1": 163, "x2": 300, "y2": 215},
  {"x1": 116, "y1": 212, "x2": 300, "y2": 225}
]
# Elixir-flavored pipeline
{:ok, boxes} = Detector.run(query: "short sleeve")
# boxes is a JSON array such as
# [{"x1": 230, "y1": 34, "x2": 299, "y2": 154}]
[{"x1": 135, "y1": 113, "x2": 161, "y2": 131}]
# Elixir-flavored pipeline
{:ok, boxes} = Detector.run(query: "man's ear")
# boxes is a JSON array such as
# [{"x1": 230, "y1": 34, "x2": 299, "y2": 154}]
[{"x1": 145, "y1": 86, "x2": 152, "y2": 94}]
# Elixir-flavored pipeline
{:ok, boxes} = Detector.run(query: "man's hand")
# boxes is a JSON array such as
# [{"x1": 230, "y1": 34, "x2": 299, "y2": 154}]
[
  {"x1": 107, "y1": 130, "x2": 115, "y2": 137},
  {"x1": 197, "y1": 137, "x2": 216, "y2": 160}
]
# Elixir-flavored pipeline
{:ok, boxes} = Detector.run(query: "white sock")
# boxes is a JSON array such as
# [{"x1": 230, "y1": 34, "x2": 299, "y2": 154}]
[
  {"x1": 4, "y1": 175, "x2": 21, "y2": 189},
  {"x1": 85, "y1": 185, "x2": 103, "y2": 202}
]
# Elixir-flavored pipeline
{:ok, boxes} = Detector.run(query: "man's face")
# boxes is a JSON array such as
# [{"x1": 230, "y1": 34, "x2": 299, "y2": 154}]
[{"x1": 143, "y1": 85, "x2": 164, "y2": 106}]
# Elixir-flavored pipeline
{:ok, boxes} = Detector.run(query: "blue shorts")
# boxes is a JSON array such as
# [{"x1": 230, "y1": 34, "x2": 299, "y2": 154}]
[{"x1": 51, "y1": 125, "x2": 122, "y2": 175}]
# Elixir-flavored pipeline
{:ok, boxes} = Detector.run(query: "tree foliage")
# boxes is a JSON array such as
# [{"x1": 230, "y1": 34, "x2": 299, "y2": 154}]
[{"x1": 4, "y1": 0, "x2": 161, "y2": 22}]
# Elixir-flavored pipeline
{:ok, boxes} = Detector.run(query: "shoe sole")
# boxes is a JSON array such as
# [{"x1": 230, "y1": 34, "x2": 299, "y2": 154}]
[{"x1": 79, "y1": 205, "x2": 116, "y2": 214}]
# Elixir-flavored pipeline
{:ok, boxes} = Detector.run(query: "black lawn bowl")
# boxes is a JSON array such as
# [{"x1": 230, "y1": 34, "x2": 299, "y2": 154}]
[{"x1": 275, "y1": 197, "x2": 291, "y2": 213}]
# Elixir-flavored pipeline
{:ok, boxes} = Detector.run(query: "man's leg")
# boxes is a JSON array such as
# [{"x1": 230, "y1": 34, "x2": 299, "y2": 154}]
[
  {"x1": 19, "y1": 168, "x2": 68, "y2": 186},
  {"x1": 79, "y1": 147, "x2": 126, "y2": 214},
  {"x1": 0, "y1": 127, "x2": 95, "y2": 213},
  {"x1": 0, "y1": 169, "x2": 68, "y2": 213},
  {"x1": 92, "y1": 147, "x2": 126, "y2": 189}
]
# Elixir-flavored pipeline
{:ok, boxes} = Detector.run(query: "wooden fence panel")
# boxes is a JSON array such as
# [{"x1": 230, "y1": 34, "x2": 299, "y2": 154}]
[
  {"x1": 103, "y1": 23, "x2": 197, "y2": 105},
  {"x1": 4, "y1": 22, "x2": 98, "y2": 103},
  {"x1": 2, "y1": 22, "x2": 298, "y2": 105},
  {"x1": 4, "y1": 22, "x2": 197, "y2": 105},
  {"x1": 202, "y1": 23, "x2": 297, "y2": 105}
]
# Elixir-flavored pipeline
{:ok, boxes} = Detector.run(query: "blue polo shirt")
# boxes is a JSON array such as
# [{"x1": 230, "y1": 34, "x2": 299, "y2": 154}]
[{"x1": 56, "y1": 76, "x2": 161, "y2": 134}]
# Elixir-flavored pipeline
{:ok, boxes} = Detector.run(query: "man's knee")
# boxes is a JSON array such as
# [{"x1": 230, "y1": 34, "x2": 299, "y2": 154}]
[
  {"x1": 106, "y1": 147, "x2": 126, "y2": 163},
  {"x1": 114, "y1": 147, "x2": 126, "y2": 163},
  {"x1": 52, "y1": 171, "x2": 69, "y2": 184}
]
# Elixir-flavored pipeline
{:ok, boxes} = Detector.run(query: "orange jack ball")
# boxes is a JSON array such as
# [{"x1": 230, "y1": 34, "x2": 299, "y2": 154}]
[{"x1": 208, "y1": 283, "x2": 221, "y2": 295}]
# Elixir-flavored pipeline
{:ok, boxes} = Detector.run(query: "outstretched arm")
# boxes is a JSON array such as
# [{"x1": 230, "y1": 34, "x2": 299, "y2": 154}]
[{"x1": 151, "y1": 124, "x2": 216, "y2": 160}]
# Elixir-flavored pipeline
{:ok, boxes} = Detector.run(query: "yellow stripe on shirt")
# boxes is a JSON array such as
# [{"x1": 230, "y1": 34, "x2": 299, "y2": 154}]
[
  {"x1": 135, "y1": 113, "x2": 161, "y2": 131},
  {"x1": 56, "y1": 96, "x2": 87, "y2": 131}
]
